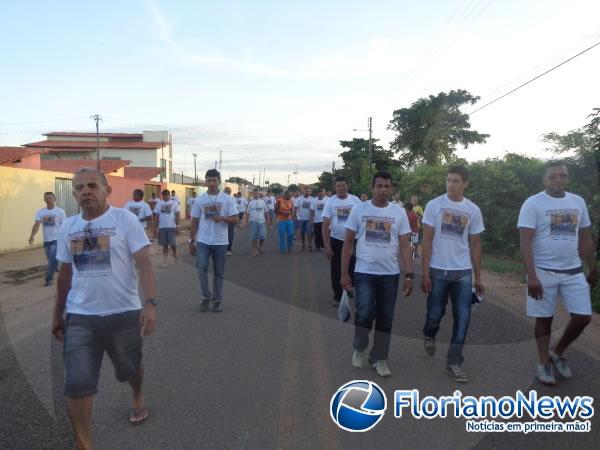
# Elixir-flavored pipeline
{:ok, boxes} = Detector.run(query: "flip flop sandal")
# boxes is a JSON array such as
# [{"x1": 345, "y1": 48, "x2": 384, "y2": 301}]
[{"x1": 130, "y1": 407, "x2": 150, "y2": 425}]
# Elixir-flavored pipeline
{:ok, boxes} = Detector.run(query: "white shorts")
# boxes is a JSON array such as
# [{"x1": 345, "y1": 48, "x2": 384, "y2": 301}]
[
  {"x1": 526, "y1": 268, "x2": 592, "y2": 317},
  {"x1": 411, "y1": 233, "x2": 419, "y2": 245}
]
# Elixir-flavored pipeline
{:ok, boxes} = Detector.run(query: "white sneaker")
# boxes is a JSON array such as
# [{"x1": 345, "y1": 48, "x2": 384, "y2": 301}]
[
  {"x1": 372, "y1": 360, "x2": 391, "y2": 377},
  {"x1": 549, "y1": 351, "x2": 572, "y2": 379},
  {"x1": 446, "y1": 364, "x2": 468, "y2": 383},
  {"x1": 227, "y1": 251, "x2": 232, "y2": 256},
  {"x1": 352, "y1": 350, "x2": 369, "y2": 369},
  {"x1": 537, "y1": 362, "x2": 556, "y2": 386}
]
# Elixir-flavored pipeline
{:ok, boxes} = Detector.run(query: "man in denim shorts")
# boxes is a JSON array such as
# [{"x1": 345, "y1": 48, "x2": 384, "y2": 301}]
[
  {"x1": 518, "y1": 162, "x2": 597, "y2": 386},
  {"x1": 246, "y1": 189, "x2": 271, "y2": 256},
  {"x1": 52, "y1": 168, "x2": 157, "y2": 450}
]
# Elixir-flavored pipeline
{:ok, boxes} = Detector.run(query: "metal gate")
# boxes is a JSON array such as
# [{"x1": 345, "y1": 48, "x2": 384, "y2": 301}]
[{"x1": 54, "y1": 178, "x2": 79, "y2": 217}]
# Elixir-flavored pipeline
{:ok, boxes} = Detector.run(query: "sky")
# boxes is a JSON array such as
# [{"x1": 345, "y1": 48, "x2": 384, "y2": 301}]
[{"x1": 1, "y1": 0, "x2": 599, "y2": 185}]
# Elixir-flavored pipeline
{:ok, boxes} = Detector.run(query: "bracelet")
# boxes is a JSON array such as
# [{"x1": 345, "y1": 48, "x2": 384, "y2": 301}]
[{"x1": 145, "y1": 298, "x2": 158, "y2": 306}]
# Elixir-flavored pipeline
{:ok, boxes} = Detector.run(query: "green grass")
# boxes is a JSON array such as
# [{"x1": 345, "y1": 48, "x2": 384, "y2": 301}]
[{"x1": 482, "y1": 255, "x2": 523, "y2": 276}]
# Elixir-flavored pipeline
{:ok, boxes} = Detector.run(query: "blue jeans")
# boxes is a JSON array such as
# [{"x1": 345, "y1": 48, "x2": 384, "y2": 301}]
[
  {"x1": 423, "y1": 268, "x2": 473, "y2": 365},
  {"x1": 278, "y1": 220, "x2": 294, "y2": 253},
  {"x1": 353, "y1": 272, "x2": 400, "y2": 363},
  {"x1": 196, "y1": 243, "x2": 227, "y2": 302},
  {"x1": 44, "y1": 240, "x2": 58, "y2": 282}
]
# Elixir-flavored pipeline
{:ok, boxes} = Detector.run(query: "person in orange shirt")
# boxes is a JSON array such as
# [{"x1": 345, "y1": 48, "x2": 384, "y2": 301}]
[{"x1": 276, "y1": 190, "x2": 295, "y2": 253}]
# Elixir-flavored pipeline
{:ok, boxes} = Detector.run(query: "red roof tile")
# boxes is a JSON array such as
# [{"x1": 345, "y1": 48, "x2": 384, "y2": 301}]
[
  {"x1": 26, "y1": 140, "x2": 164, "y2": 150},
  {"x1": 0, "y1": 146, "x2": 48, "y2": 165},
  {"x1": 44, "y1": 132, "x2": 143, "y2": 139},
  {"x1": 124, "y1": 166, "x2": 162, "y2": 180},
  {"x1": 40, "y1": 159, "x2": 131, "y2": 173}
]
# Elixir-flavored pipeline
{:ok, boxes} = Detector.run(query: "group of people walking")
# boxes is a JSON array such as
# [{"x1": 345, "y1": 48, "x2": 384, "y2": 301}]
[{"x1": 26, "y1": 160, "x2": 597, "y2": 449}]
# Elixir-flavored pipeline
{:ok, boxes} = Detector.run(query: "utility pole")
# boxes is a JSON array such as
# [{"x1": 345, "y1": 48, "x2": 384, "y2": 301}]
[
  {"x1": 368, "y1": 116, "x2": 373, "y2": 173},
  {"x1": 258, "y1": 170, "x2": 262, "y2": 189},
  {"x1": 287, "y1": 174, "x2": 290, "y2": 186},
  {"x1": 252, "y1": 175, "x2": 255, "y2": 186},
  {"x1": 332, "y1": 161, "x2": 335, "y2": 173},
  {"x1": 160, "y1": 140, "x2": 165, "y2": 182},
  {"x1": 90, "y1": 114, "x2": 102, "y2": 170},
  {"x1": 192, "y1": 153, "x2": 198, "y2": 186}
]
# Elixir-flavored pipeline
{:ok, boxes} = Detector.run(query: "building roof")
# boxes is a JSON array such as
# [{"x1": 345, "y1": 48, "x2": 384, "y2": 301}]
[
  {"x1": 124, "y1": 166, "x2": 162, "y2": 180},
  {"x1": 44, "y1": 132, "x2": 143, "y2": 139},
  {"x1": 25, "y1": 140, "x2": 164, "y2": 150},
  {"x1": 40, "y1": 159, "x2": 131, "y2": 174},
  {"x1": 0, "y1": 146, "x2": 48, "y2": 165}
]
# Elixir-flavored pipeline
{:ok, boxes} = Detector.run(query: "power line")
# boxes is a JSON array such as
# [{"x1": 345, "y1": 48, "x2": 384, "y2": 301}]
[{"x1": 469, "y1": 39, "x2": 600, "y2": 116}]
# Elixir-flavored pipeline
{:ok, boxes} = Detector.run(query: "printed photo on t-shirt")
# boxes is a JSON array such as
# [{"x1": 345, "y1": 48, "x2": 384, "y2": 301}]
[
  {"x1": 42, "y1": 215, "x2": 56, "y2": 227},
  {"x1": 160, "y1": 204, "x2": 172, "y2": 214},
  {"x1": 204, "y1": 203, "x2": 222, "y2": 219},
  {"x1": 69, "y1": 227, "x2": 113, "y2": 276},
  {"x1": 128, "y1": 206, "x2": 141, "y2": 216},
  {"x1": 317, "y1": 203, "x2": 325, "y2": 211},
  {"x1": 336, "y1": 206, "x2": 352, "y2": 223},
  {"x1": 440, "y1": 208, "x2": 469, "y2": 239},
  {"x1": 548, "y1": 209, "x2": 579, "y2": 239},
  {"x1": 302, "y1": 200, "x2": 311, "y2": 209},
  {"x1": 364, "y1": 216, "x2": 394, "y2": 246}
]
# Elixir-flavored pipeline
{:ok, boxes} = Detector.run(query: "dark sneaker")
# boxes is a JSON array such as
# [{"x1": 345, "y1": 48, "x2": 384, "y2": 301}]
[
  {"x1": 424, "y1": 336, "x2": 436, "y2": 356},
  {"x1": 447, "y1": 364, "x2": 469, "y2": 383},
  {"x1": 44, "y1": 280, "x2": 53, "y2": 287},
  {"x1": 332, "y1": 299, "x2": 340, "y2": 307},
  {"x1": 200, "y1": 299, "x2": 210, "y2": 312},
  {"x1": 213, "y1": 301, "x2": 223, "y2": 313},
  {"x1": 549, "y1": 351, "x2": 572, "y2": 379}
]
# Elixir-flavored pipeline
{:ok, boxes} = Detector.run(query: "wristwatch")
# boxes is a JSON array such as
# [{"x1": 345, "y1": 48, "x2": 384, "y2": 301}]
[
  {"x1": 145, "y1": 298, "x2": 158, "y2": 306},
  {"x1": 404, "y1": 272, "x2": 415, "y2": 280}
]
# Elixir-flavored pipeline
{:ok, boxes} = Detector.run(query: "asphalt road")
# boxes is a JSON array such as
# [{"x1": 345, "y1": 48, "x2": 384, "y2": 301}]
[{"x1": 1, "y1": 226, "x2": 598, "y2": 449}]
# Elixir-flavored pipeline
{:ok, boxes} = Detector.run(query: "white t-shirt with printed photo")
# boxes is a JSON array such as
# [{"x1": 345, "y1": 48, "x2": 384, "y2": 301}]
[
  {"x1": 322, "y1": 194, "x2": 361, "y2": 241},
  {"x1": 312, "y1": 197, "x2": 327, "y2": 223},
  {"x1": 345, "y1": 201, "x2": 411, "y2": 275},
  {"x1": 295, "y1": 196, "x2": 314, "y2": 221},
  {"x1": 35, "y1": 207, "x2": 67, "y2": 242},
  {"x1": 236, "y1": 197, "x2": 248, "y2": 214},
  {"x1": 192, "y1": 191, "x2": 239, "y2": 245},
  {"x1": 517, "y1": 191, "x2": 591, "y2": 271},
  {"x1": 422, "y1": 194, "x2": 485, "y2": 271},
  {"x1": 124, "y1": 200, "x2": 153, "y2": 229},
  {"x1": 56, "y1": 206, "x2": 150, "y2": 316},
  {"x1": 264, "y1": 196, "x2": 276, "y2": 211},
  {"x1": 248, "y1": 199, "x2": 269, "y2": 223},
  {"x1": 187, "y1": 196, "x2": 197, "y2": 210},
  {"x1": 154, "y1": 200, "x2": 180, "y2": 229}
]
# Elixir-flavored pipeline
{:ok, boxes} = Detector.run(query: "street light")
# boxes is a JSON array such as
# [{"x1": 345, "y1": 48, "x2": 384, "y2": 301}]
[{"x1": 192, "y1": 153, "x2": 198, "y2": 186}]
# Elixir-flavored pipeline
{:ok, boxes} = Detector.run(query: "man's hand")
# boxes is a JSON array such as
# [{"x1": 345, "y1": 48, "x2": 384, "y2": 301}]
[
  {"x1": 527, "y1": 275, "x2": 544, "y2": 300},
  {"x1": 474, "y1": 278, "x2": 485, "y2": 296},
  {"x1": 28, "y1": 237, "x2": 34, "y2": 245},
  {"x1": 175, "y1": 227, "x2": 180, "y2": 236},
  {"x1": 421, "y1": 273, "x2": 432, "y2": 294},
  {"x1": 140, "y1": 304, "x2": 156, "y2": 337},
  {"x1": 587, "y1": 266, "x2": 598, "y2": 289},
  {"x1": 340, "y1": 273, "x2": 353, "y2": 291},
  {"x1": 402, "y1": 278, "x2": 413, "y2": 297},
  {"x1": 324, "y1": 247, "x2": 333, "y2": 260},
  {"x1": 51, "y1": 315, "x2": 65, "y2": 342},
  {"x1": 189, "y1": 241, "x2": 196, "y2": 256}
]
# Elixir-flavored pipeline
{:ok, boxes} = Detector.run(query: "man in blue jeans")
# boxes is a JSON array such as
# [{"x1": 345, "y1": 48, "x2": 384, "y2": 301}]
[
  {"x1": 421, "y1": 166, "x2": 485, "y2": 383},
  {"x1": 275, "y1": 191, "x2": 295, "y2": 253},
  {"x1": 189, "y1": 169, "x2": 239, "y2": 312},
  {"x1": 341, "y1": 171, "x2": 414, "y2": 378},
  {"x1": 29, "y1": 192, "x2": 67, "y2": 287}
]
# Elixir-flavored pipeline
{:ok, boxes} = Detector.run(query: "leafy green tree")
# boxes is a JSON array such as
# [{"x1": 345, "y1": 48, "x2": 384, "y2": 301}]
[
  {"x1": 287, "y1": 183, "x2": 300, "y2": 193},
  {"x1": 388, "y1": 89, "x2": 489, "y2": 167},
  {"x1": 226, "y1": 176, "x2": 252, "y2": 186},
  {"x1": 268, "y1": 182, "x2": 285, "y2": 195}
]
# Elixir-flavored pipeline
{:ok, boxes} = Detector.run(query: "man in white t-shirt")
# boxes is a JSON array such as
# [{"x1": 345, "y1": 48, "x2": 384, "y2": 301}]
[
  {"x1": 124, "y1": 189, "x2": 153, "y2": 230},
  {"x1": 518, "y1": 162, "x2": 597, "y2": 386},
  {"x1": 190, "y1": 169, "x2": 239, "y2": 312},
  {"x1": 52, "y1": 168, "x2": 157, "y2": 448},
  {"x1": 246, "y1": 189, "x2": 271, "y2": 256},
  {"x1": 322, "y1": 176, "x2": 361, "y2": 306},
  {"x1": 186, "y1": 191, "x2": 197, "y2": 219},
  {"x1": 360, "y1": 193, "x2": 369, "y2": 202},
  {"x1": 29, "y1": 191, "x2": 67, "y2": 287},
  {"x1": 294, "y1": 186, "x2": 315, "y2": 251},
  {"x1": 264, "y1": 191, "x2": 276, "y2": 226},
  {"x1": 421, "y1": 166, "x2": 485, "y2": 383},
  {"x1": 224, "y1": 187, "x2": 236, "y2": 256},
  {"x1": 235, "y1": 193, "x2": 248, "y2": 228},
  {"x1": 312, "y1": 190, "x2": 327, "y2": 251},
  {"x1": 341, "y1": 171, "x2": 414, "y2": 377},
  {"x1": 153, "y1": 190, "x2": 180, "y2": 268},
  {"x1": 171, "y1": 190, "x2": 180, "y2": 205}
]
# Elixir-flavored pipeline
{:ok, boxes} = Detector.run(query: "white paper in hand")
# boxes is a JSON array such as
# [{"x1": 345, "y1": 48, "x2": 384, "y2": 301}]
[{"x1": 338, "y1": 290, "x2": 351, "y2": 322}]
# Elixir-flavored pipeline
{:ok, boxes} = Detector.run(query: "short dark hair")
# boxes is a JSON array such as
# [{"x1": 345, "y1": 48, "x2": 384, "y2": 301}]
[
  {"x1": 404, "y1": 202, "x2": 413, "y2": 211},
  {"x1": 371, "y1": 171, "x2": 393, "y2": 186},
  {"x1": 448, "y1": 165, "x2": 469, "y2": 182},
  {"x1": 334, "y1": 176, "x2": 348, "y2": 184},
  {"x1": 171, "y1": 190, "x2": 176, "y2": 194},
  {"x1": 151, "y1": 192, "x2": 157, "y2": 197},
  {"x1": 205, "y1": 169, "x2": 221, "y2": 180},
  {"x1": 544, "y1": 160, "x2": 568, "y2": 175},
  {"x1": 133, "y1": 189, "x2": 144, "y2": 197},
  {"x1": 44, "y1": 192, "x2": 55, "y2": 199},
  {"x1": 161, "y1": 189, "x2": 170, "y2": 195}
]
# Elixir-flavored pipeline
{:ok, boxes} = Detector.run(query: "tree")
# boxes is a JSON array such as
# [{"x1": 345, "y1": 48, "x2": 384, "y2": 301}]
[
  {"x1": 287, "y1": 183, "x2": 300, "y2": 193},
  {"x1": 226, "y1": 176, "x2": 252, "y2": 186},
  {"x1": 388, "y1": 89, "x2": 489, "y2": 167},
  {"x1": 268, "y1": 182, "x2": 285, "y2": 195}
]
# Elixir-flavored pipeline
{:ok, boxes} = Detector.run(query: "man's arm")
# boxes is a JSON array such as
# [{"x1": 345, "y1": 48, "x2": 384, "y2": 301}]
[
  {"x1": 322, "y1": 218, "x2": 333, "y2": 259},
  {"x1": 519, "y1": 227, "x2": 543, "y2": 299},
  {"x1": 420, "y1": 224, "x2": 434, "y2": 293},
  {"x1": 579, "y1": 227, "x2": 598, "y2": 287},
  {"x1": 340, "y1": 229, "x2": 356, "y2": 290},
  {"x1": 29, "y1": 221, "x2": 41, "y2": 245},
  {"x1": 51, "y1": 263, "x2": 72, "y2": 342},
  {"x1": 175, "y1": 212, "x2": 181, "y2": 234},
  {"x1": 134, "y1": 246, "x2": 157, "y2": 336},
  {"x1": 399, "y1": 233, "x2": 414, "y2": 297},
  {"x1": 189, "y1": 217, "x2": 199, "y2": 255},
  {"x1": 469, "y1": 234, "x2": 484, "y2": 295}
]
